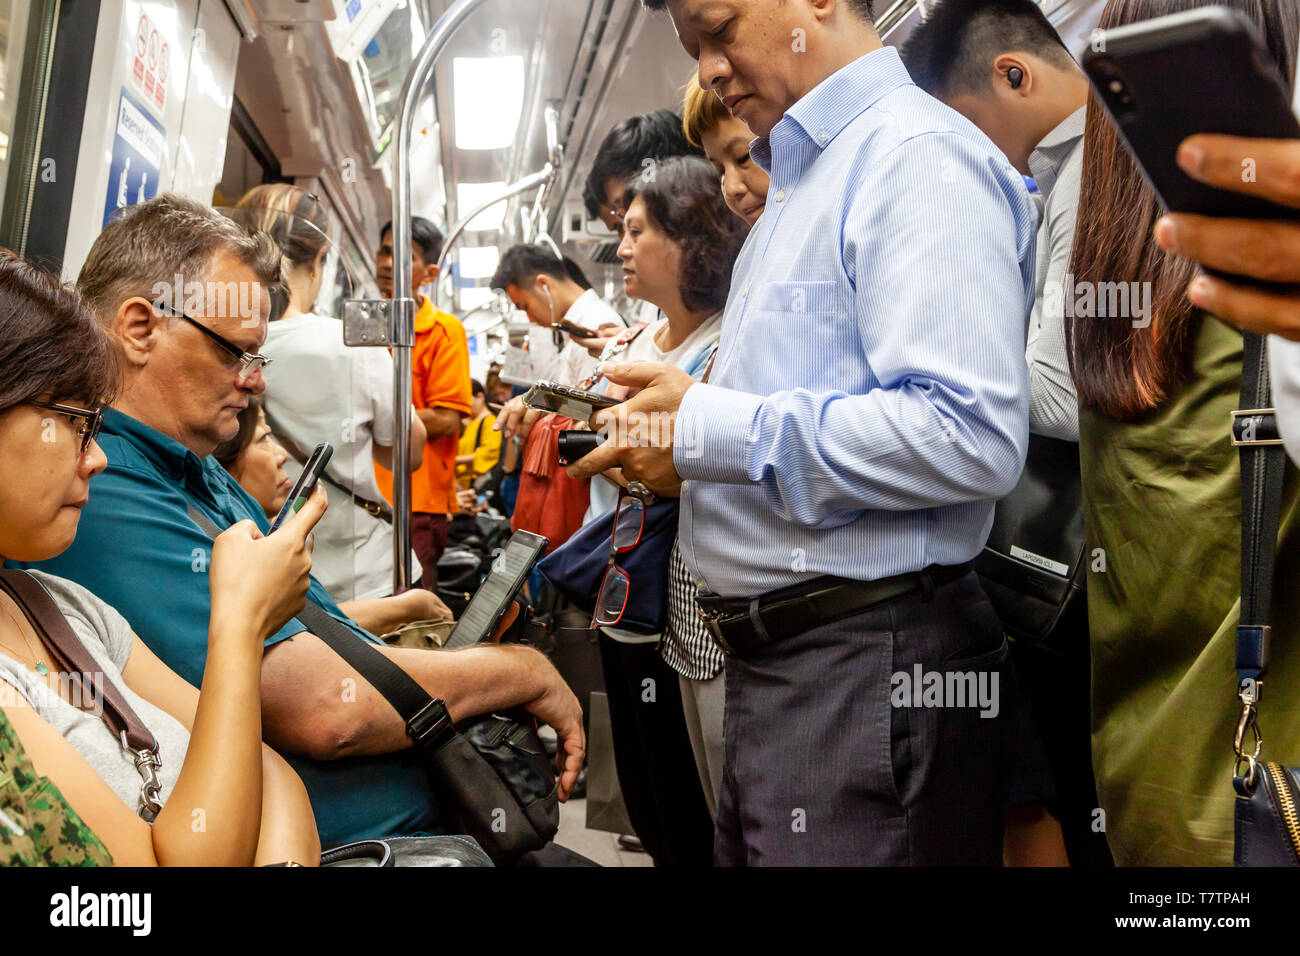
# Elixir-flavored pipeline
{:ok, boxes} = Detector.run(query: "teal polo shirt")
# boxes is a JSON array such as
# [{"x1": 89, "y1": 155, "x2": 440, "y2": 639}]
[{"x1": 20, "y1": 407, "x2": 443, "y2": 845}]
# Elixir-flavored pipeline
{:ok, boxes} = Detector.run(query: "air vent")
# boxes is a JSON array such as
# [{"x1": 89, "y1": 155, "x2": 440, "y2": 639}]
[{"x1": 588, "y1": 242, "x2": 620, "y2": 266}]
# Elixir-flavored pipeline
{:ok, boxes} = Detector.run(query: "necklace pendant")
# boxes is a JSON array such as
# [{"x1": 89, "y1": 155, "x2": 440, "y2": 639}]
[{"x1": 35, "y1": 662, "x2": 48, "y2": 676}]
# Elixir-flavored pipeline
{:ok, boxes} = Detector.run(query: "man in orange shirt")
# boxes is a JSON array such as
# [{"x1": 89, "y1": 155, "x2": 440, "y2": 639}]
[{"x1": 374, "y1": 217, "x2": 471, "y2": 588}]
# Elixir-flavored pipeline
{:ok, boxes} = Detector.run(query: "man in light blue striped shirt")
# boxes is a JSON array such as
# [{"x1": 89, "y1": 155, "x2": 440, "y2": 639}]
[{"x1": 572, "y1": 0, "x2": 1038, "y2": 864}]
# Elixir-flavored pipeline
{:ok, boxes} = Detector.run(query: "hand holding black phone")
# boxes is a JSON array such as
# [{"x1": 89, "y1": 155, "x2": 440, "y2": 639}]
[
  {"x1": 1083, "y1": 7, "x2": 1300, "y2": 235},
  {"x1": 270, "y1": 442, "x2": 334, "y2": 533}
]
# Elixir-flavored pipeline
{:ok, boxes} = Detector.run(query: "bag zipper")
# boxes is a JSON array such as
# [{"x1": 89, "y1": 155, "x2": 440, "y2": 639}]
[{"x1": 1263, "y1": 761, "x2": 1300, "y2": 864}]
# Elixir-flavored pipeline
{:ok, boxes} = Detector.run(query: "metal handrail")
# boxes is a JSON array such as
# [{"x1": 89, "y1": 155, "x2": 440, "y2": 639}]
[
  {"x1": 386, "y1": 0, "x2": 496, "y2": 592},
  {"x1": 434, "y1": 164, "x2": 556, "y2": 308}
]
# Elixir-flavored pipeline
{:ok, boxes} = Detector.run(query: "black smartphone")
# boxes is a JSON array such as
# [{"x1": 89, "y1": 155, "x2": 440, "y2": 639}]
[
  {"x1": 269, "y1": 442, "x2": 333, "y2": 532},
  {"x1": 1083, "y1": 7, "x2": 1300, "y2": 227},
  {"x1": 443, "y1": 530, "x2": 549, "y2": 649},
  {"x1": 521, "y1": 380, "x2": 620, "y2": 420},
  {"x1": 554, "y1": 319, "x2": 597, "y2": 338}
]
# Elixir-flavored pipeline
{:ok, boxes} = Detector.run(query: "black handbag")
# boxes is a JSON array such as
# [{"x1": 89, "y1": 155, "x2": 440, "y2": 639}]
[
  {"x1": 316, "y1": 835, "x2": 493, "y2": 867},
  {"x1": 184, "y1": 505, "x2": 560, "y2": 865},
  {"x1": 973, "y1": 433, "x2": 1087, "y2": 651},
  {"x1": 1231, "y1": 331, "x2": 1300, "y2": 866}
]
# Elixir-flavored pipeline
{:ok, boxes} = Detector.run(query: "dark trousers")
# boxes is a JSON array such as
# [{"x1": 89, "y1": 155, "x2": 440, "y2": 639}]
[
  {"x1": 714, "y1": 571, "x2": 1017, "y2": 866},
  {"x1": 598, "y1": 633, "x2": 714, "y2": 866},
  {"x1": 411, "y1": 512, "x2": 449, "y2": 590},
  {"x1": 1011, "y1": 599, "x2": 1114, "y2": 866}
]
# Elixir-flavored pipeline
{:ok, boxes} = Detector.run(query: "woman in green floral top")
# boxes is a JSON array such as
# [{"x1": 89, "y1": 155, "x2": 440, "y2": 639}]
[{"x1": 1, "y1": 708, "x2": 111, "y2": 866}]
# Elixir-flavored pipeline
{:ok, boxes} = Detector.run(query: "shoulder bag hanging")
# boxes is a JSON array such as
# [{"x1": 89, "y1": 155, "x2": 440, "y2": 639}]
[
  {"x1": 1230, "y1": 331, "x2": 1300, "y2": 866},
  {"x1": 0, "y1": 569, "x2": 164, "y2": 822},
  {"x1": 973, "y1": 433, "x2": 1086, "y2": 653}
]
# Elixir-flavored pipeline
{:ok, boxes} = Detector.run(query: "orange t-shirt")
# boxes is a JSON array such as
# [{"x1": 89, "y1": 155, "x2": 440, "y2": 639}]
[{"x1": 375, "y1": 298, "x2": 472, "y2": 515}]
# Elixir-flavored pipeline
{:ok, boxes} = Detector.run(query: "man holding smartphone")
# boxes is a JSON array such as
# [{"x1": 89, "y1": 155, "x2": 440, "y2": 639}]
[{"x1": 571, "y1": 0, "x2": 1037, "y2": 865}]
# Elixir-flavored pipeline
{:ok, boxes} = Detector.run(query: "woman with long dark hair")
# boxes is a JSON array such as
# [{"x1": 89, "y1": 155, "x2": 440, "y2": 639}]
[{"x1": 1067, "y1": 0, "x2": 1300, "y2": 865}]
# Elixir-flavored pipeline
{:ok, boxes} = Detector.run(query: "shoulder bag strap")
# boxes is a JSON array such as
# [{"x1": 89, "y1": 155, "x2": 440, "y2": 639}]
[
  {"x1": 184, "y1": 505, "x2": 456, "y2": 754},
  {"x1": 263, "y1": 410, "x2": 393, "y2": 524},
  {"x1": 0, "y1": 569, "x2": 164, "y2": 819},
  {"x1": 1232, "y1": 330, "x2": 1287, "y2": 794}
]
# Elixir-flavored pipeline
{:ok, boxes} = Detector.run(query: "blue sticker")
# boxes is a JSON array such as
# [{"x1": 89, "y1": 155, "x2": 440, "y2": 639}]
[{"x1": 103, "y1": 89, "x2": 165, "y2": 229}]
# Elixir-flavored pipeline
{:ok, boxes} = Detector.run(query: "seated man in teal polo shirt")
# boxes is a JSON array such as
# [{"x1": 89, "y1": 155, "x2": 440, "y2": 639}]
[{"x1": 26, "y1": 195, "x2": 584, "y2": 846}]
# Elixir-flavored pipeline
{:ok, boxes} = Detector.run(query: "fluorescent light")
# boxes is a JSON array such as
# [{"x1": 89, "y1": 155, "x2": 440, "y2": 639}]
[
  {"x1": 456, "y1": 181, "x2": 507, "y2": 231},
  {"x1": 459, "y1": 246, "x2": 500, "y2": 280},
  {"x1": 458, "y1": 287, "x2": 497, "y2": 311},
  {"x1": 453, "y1": 56, "x2": 524, "y2": 150}
]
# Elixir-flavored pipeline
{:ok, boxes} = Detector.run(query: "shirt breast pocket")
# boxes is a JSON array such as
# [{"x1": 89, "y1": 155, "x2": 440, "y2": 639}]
[{"x1": 742, "y1": 281, "x2": 852, "y2": 388}]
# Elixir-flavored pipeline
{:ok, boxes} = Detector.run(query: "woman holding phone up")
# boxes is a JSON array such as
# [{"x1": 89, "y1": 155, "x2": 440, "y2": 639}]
[{"x1": 0, "y1": 251, "x2": 322, "y2": 866}]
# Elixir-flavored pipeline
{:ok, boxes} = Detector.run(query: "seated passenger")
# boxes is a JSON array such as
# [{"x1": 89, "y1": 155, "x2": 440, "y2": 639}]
[
  {"x1": 234, "y1": 184, "x2": 429, "y2": 603},
  {"x1": 1064, "y1": 0, "x2": 1299, "y2": 866},
  {"x1": 455, "y1": 380, "x2": 501, "y2": 491},
  {"x1": 21, "y1": 195, "x2": 584, "y2": 847},
  {"x1": 0, "y1": 249, "x2": 321, "y2": 866},
  {"x1": 214, "y1": 396, "x2": 454, "y2": 636}
]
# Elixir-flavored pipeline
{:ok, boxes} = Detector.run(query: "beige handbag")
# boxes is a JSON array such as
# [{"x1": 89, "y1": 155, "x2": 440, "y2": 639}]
[{"x1": 380, "y1": 618, "x2": 456, "y2": 650}]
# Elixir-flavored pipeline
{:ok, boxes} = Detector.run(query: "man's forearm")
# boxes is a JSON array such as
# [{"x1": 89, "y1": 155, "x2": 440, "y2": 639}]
[{"x1": 416, "y1": 406, "x2": 461, "y2": 438}]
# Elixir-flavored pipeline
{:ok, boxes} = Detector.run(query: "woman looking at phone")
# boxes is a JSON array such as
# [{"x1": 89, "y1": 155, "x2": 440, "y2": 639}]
[
  {"x1": 497, "y1": 155, "x2": 748, "y2": 865},
  {"x1": 0, "y1": 251, "x2": 322, "y2": 866}
]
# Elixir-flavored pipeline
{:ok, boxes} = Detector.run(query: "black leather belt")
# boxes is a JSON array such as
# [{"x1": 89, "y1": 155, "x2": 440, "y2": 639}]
[{"x1": 695, "y1": 562, "x2": 973, "y2": 657}]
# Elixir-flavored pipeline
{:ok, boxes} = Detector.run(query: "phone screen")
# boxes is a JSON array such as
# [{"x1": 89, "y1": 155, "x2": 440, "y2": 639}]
[
  {"x1": 522, "y1": 382, "x2": 619, "y2": 420},
  {"x1": 269, "y1": 442, "x2": 333, "y2": 532},
  {"x1": 444, "y1": 531, "x2": 548, "y2": 649}
]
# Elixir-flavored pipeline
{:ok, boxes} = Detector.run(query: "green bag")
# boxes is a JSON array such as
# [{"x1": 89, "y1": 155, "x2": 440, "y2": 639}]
[{"x1": 0, "y1": 709, "x2": 112, "y2": 867}]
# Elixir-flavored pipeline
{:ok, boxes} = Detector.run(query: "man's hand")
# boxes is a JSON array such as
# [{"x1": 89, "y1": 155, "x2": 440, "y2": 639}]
[
  {"x1": 492, "y1": 396, "x2": 546, "y2": 441},
  {"x1": 564, "y1": 361, "x2": 694, "y2": 497},
  {"x1": 572, "y1": 322, "x2": 625, "y2": 357},
  {"x1": 521, "y1": 662, "x2": 585, "y2": 801},
  {"x1": 399, "y1": 587, "x2": 453, "y2": 623},
  {"x1": 1154, "y1": 135, "x2": 1300, "y2": 339}
]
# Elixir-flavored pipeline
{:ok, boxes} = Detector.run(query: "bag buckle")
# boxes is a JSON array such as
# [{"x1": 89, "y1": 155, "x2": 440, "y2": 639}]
[
  {"x1": 1230, "y1": 408, "x2": 1283, "y2": 446},
  {"x1": 406, "y1": 697, "x2": 457, "y2": 752},
  {"x1": 122, "y1": 731, "x2": 164, "y2": 822}
]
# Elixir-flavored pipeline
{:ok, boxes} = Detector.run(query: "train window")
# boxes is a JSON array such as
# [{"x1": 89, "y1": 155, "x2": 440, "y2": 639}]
[{"x1": 0, "y1": 0, "x2": 31, "y2": 216}]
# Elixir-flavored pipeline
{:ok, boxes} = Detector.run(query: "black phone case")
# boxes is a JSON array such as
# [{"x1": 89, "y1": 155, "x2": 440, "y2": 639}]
[{"x1": 1083, "y1": 8, "x2": 1300, "y2": 221}]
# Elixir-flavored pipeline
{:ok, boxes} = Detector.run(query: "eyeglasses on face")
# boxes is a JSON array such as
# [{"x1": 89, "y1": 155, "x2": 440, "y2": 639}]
[
  {"x1": 152, "y1": 300, "x2": 272, "y2": 381},
  {"x1": 28, "y1": 401, "x2": 105, "y2": 454}
]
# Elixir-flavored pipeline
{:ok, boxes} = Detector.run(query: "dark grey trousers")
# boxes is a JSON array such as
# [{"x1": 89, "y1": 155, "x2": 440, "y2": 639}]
[{"x1": 714, "y1": 571, "x2": 1017, "y2": 866}]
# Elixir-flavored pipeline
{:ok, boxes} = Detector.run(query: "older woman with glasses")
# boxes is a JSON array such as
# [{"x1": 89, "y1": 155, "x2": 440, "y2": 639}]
[{"x1": 0, "y1": 249, "x2": 323, "y2": 866}]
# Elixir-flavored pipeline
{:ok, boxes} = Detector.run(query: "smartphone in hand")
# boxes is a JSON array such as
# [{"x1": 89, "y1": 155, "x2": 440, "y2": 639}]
[
  {"x1": 521, "y1": 381, "x2": 620, "y2": 420},
  {"x1": 1083, "y1": 7, "x2": 1300, "y2": 230},
  {"x1": 269, "y1": 442, "x2": 333, "y2": 533}
]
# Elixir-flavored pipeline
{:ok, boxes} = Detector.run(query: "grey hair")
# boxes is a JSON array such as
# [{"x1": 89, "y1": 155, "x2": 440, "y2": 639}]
[{"x1": 77, "y1": 193, "x2": 281, "y2": 324}]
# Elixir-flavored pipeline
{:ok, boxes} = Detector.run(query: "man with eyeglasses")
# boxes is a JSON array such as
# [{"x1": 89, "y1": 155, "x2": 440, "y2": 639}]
[{"x1": 23, "y1": 195, "x2": 585, "y2": 849}]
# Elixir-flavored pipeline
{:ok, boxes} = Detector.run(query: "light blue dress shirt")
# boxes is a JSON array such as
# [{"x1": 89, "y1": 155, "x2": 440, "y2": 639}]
[{"x1": 673, "y1": 47, "x2": 1038, "y2": 598}]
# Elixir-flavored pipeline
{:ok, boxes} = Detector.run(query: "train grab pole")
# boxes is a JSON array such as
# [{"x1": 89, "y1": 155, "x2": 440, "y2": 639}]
[{"x1": 388, "y1": 0, "x2": 496, "y2": 593}]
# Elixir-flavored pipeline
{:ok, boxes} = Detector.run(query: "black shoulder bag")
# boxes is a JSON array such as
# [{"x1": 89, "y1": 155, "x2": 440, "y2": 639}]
[
  {"x1": 1231, "y1": 331, "x2": 1300, "y2": 866},
  {"x1": 973, "y1": 433, "x2": 1087, "y2": 652},
  {"x1": 185, "y1": 505, "x2": 559, "y2": 865}
]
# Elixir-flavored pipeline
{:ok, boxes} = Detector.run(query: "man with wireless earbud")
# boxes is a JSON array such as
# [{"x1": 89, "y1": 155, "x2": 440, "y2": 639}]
[{"x1": 900, "y1": 0, "x2": 1113, "y2": 868}]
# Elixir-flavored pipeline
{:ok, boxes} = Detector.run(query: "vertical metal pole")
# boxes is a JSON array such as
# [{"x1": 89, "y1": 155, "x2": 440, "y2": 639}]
[{"x1": 389, "y1": 0, "x2": 495, "y2": 592}]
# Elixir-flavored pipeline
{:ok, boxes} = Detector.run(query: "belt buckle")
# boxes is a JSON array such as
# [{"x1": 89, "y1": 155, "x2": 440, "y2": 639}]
[{"x1": 696, "y1": 605, "x2": 735, "y2": 655}]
